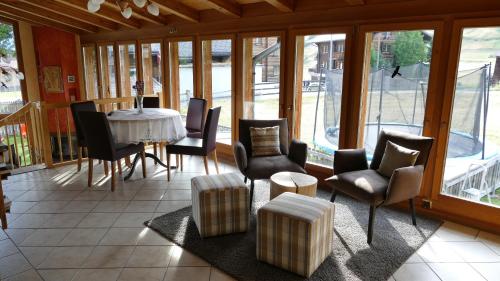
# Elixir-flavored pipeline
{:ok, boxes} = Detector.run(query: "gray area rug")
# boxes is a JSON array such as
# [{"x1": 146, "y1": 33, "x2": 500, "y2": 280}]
[{"x1": 146, "y1": 182, "x2": 441, "y2": 281}]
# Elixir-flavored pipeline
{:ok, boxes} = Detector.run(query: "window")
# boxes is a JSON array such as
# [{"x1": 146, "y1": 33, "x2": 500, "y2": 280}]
[
  {"x1": 141, "y1": 42, "x2": 162, "y2": 96},
  {"x1": 360, "y1": 30, "x2": 434, "y2": 158},
  {"x1": 441, "y1": 27, "x2": 500, "y2": 207},
  {"x1": 242, "y1": 36, "x2": 281, "y2": 119},
  {"x1": 168, "y1": 40, "x2": 194, "y2": 117},
  {"x1": 0, "y1": 21, "x2": 23, "y2": 112},
  {"x1": 118, "y1": 43, "x2": 137, "y2": 97},
  {"x1": 98, "y1": 44, "x2": 117, "y2": 98},
  {"x1": 82, "y1": 45, "x2": 99, "y2": 100},
  {"x1": 294, "y1": 33, "x2": 346, "y2": 166},
  {"x1": 202, "y1": 39, "x2": 233, "y2": 144},
  {"x1": 322, "y1": 45, "x2": 329, "y2": 54}
]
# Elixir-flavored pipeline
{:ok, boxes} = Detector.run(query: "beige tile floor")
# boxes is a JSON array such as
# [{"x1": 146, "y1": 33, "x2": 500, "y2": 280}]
[{"x1": 0, "y1": 153, "x2": 499, "y2": 281}]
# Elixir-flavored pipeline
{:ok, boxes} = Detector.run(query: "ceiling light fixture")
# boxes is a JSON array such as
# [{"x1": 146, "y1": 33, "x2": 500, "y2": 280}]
[
  {"x1": 87, "y1": 0, "x2": 101, "y2": 13},
  {"x1": 133, "y1": 0, "x2": 147, "y2": 8},
  {"x1": 117, "y1": 0, "x2": 133, "y2": 19},
  {"x1": 147, "y1": 1, "x2": 160, "y2": 16}
]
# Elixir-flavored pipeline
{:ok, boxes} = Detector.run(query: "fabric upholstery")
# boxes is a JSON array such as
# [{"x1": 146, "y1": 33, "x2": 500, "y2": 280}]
[
  {"x1": 327, "y1": 169, "x2": 389, "y2": 204},
  {"x1": 370, "y1": 130, "x2": 433, "y2": 170},
  {"x1": 245, "y1": 155, "x2": 306, "y2": 180},
  {"x1": 249, "y1": 126, "x2": 281, "y2": 157},
  {"x1": 288, "y1": 139, "x2": 308, "y2": 169},
  {"x1": 257, "y1": 192, "x2": 334, "y2": 278},
  {"x1": 333, "y1": 149, "x2": 369, "y2": 175},
  {"x1": 233, "y1": 141, "x2": 247, "y2": 171},
  {"x1": 185, "y1": 98, "x2": 207, "y2": 137},
  {"x1": 377, "y1": 141, "x2": 420, "y2": 177},
  {"x1": 238, "y1": 119, "x2": 289, "y2": 157},
  {"x1": 70, "y1": 101, "x2": 97, "y2": 147},
  {"x1": 191, "y1": 173, "x2": 249, "y2": 237},
  {"x1": 134, "y1": 96, "x2": 160, "y2": 109},
  {"x1": 77, "y1": 111, "x2": 144, "y2": 162},
  {"x1": 166, "y1": 107, "x2": 220, "y2": 157},
  {"x1": 384, "y1": 165, "x2": 424, "y2": 205}
]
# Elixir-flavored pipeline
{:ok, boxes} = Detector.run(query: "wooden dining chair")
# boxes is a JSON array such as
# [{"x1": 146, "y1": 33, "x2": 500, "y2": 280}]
[
  {"x1": 78, "y1": 111, "x2": 147, "y2": 191},
  {"x1": 165, "y1": 107, "x2": 221, "y2": 181},
  {"x1": 70, "y1": 101, "x2": 110, "y2": 175}
]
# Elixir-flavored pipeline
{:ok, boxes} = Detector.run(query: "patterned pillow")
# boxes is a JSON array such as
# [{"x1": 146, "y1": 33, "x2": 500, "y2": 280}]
[{"x1": 250, "y1": 126, "x2": 281, "y2": 157}]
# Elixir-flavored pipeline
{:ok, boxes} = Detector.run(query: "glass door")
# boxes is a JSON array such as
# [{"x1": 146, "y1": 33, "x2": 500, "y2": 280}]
[{"x1": 167, "y1": 39, "x2": 194, "y2": 117}]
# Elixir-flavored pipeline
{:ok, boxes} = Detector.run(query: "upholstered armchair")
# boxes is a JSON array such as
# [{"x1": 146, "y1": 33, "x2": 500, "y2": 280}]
[
  {"x1": 234, "y1": 119, "x2": 307, "y2": 209},
  {"x1": 325, "y1": 130, "x2": 434, "y2": 244}
]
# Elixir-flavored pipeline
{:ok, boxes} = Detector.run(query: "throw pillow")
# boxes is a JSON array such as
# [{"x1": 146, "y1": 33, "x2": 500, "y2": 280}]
[
  {"x1": 250, "y1": 126, "x2": 281, "y2": 157},
  {"x1": 377, "y1": 140, "x2": 420, "y2": 177}
]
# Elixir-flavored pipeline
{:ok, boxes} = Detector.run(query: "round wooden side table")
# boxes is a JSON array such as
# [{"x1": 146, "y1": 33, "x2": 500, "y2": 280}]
[{"x1": 270, "y1": 172, "x2": 318, "y2": 200}]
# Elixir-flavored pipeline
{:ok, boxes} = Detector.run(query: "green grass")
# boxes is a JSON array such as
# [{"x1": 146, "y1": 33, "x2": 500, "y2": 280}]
[
  {"x1": 480, "y1": 187, "x2": 500, "y2": 206},
  {"x1": 4, "y1": 134, "x2": 32, "y2": 167}
]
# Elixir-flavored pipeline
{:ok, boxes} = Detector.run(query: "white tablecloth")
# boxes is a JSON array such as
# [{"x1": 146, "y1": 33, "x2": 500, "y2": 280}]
[{"x1": 107, "y1": 108, "x2": 186, "y2": 143}]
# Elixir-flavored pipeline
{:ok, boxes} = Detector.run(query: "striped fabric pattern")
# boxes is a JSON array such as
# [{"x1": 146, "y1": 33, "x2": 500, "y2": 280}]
[
  {"x1": 191, "y1": 173, "x2": 249, "y2": 238},
  {"x1": 249, "y1": 126, "x2": 281, "y2": 156},
  {"x1": 256, "y1": 192, "x2": 335, "y2": 277}
]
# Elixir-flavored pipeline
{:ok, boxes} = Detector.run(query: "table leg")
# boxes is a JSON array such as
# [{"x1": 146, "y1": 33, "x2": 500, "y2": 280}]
[{"x1": 123, "y1": 152, "x2": 177, "y2": 181}]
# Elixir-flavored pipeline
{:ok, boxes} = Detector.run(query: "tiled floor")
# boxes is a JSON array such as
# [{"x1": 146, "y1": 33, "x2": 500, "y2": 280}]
[{"x1": 0, "y1": 153, "x2": 499, "y2": 281}]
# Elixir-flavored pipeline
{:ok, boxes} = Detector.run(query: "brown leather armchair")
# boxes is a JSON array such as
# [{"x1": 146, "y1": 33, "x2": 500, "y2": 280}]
[
  {"x1": 325, "y1": 130, "x2": 434, "y2": 244},
  {"x1": 234, "y1": 119, "x2": 307, "y2": 209}
]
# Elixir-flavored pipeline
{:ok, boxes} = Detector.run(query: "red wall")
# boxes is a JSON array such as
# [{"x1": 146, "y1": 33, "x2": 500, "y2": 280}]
[{"x1": 32, "y1": 27, "x2": 80, "y2": 133}]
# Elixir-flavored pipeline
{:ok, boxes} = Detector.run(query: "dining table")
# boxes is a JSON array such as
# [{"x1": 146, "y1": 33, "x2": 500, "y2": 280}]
[{"x1": 107, "y1": 108, "x2": 186, "y2": 180}]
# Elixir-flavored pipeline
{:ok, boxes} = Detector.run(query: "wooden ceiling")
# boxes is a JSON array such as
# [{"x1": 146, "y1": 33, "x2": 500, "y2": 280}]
[{"x1": 0, "y1": 0, "x2": 369, "y2": 34}]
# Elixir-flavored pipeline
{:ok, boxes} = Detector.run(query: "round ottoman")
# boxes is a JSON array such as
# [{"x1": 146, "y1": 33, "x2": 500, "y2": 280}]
[{"x1": 270, "y1": 171, "x2": 317, "y2": 200}]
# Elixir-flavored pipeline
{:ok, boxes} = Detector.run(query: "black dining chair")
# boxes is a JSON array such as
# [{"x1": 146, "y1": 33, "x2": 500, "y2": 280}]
[
  {"x1": 185, "y1": 98, "x2": 207, "y2": 138},
  {"x1": 135, "y1": 96, "x2": 160, "y2": 109},
  {"x1": 70, "y1": 101, "x2": 110, "y2": 175},
  {"x1": 165, "y1": 106, "x2": 221, "y2": 181},
  {"x1": 77, "y1": 111, "x2": 147, "y2": 191}
]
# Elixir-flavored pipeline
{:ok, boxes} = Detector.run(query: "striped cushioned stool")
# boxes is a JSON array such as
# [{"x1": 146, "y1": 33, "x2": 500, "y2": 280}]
[
  {"x1": 191, "y1": 173, "x2": 249, "y2": 238},
  {"x1": 257, "y1": 192, "x2": 334, "y2": 277}
]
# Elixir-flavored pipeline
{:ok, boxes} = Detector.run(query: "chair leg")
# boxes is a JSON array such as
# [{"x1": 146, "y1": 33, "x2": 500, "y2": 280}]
[
  {"x1": 180, "y1": 155, "x2": 183, "y2": 171},
  {"x1": 159, "y1": 142, "x2": 164, "y2": 162},
  {"x1": 213, "y1": 150, "x2": 220, "y2": 174},
  {"x1": 125, "y1": 156, "x2": 132, "y2": 168},
  {"x1": 111, "y1": 161, "x2": 116, "y2": 192},
  {"x1": 368, "y1": 205, "x2": 376, "y2": 244},
  {"x1": 203, "y1": 156, "x2": 209, "y2": 175},
  {"x1": 330, "y1": 190, "x2": 337, "y2": 203},
  {"x1": 141, "y1": 151, "x2": 147, "y2": 178},
  {"x1": 153, "y1": 143, "x2": 158, "y2": 165},
  {"x1": 88, "y1": 158, "x2": 93, "y2": 188},
  {"x1": 77, "y1": 146, "x2": 82, "y2": 172},
  {"x1": 103, "y1": 161, "x2": 109, "y2": 176},
  {"x1": 249, "y1": 180, "x2": 255, "y2": 212},
  {"x1": 0, "y1": 182, "x2": 7, "y2": 229},
  {"x1": 244, "y1": 176, "x2": 247, "y2": 184},
  {"x1": 167, "y1": 153, "x2": 171, "y2": 181},
  {"x1": 117, "y1": 160, "x2": 122, "y2": 175},
  {"x1": 409, "y1": 198, "x2": 417, "y2": 226}
]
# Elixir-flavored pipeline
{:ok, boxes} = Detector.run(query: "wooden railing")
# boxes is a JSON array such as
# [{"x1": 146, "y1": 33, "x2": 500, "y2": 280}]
[
  {"x1": 0, "y1": 97, "x2": 135, "y2": 171},
  {"x1": 0, "y1": 102, "x2": 45, "y2": 170}
]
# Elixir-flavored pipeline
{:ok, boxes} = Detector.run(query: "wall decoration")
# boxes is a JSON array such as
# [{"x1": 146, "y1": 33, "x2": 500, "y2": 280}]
[{"x1": 43, "y1": 66, "x2": 64, "y2": 93}]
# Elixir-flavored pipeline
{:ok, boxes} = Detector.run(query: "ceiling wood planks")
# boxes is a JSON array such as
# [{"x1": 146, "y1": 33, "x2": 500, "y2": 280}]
[
  {"x1": 263, "y1": 0, "x2": 294, "y2": 12},
  {"x1": 153, "y1": 0, "x2": 200, "y2": 22},
  {"x1": 16, "y1": 0, "x2": 119, "y2": 31},
  {"x1": 206, "y1": 0, "x2": 242, "y2": 17},
  {"x1": 0, "y1": 1, "x2": 99, "y2": 33},
  {"x1": 101, "y1": 1, "x2": 170, "y2": 25},
  {"x1": 0, "y1": 7, "x2": 83, "y2": 34},
  {"x1": 344, "y1": 0, "x2": 365, "y2": 5}
]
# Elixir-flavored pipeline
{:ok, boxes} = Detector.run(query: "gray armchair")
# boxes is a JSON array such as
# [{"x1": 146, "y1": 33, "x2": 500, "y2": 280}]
[
  {"x1": 325, "y1": 130, "x2": 434, "y2": 244},
  {"x1": 234, "y1": 119, "x2": 307, "y2": 209}
]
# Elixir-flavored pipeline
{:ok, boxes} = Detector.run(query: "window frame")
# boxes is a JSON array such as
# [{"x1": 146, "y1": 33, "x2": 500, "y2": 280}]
[{"x1": 138, "y1": 39, "x2": 164, "y2": 106}]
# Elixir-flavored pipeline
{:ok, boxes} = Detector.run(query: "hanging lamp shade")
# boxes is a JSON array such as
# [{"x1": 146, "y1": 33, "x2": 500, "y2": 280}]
[{"x1": 147, "y1": 2, "x2": 160, "y2": 16}]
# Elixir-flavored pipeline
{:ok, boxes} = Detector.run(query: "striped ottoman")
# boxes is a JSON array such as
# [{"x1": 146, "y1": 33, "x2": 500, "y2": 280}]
[
  {"x1": 191, "y1": 173, "x2": 249, "y2": 238},
  {"x1": 257, "y1": 192, "x2": 335, "y2": 277}
]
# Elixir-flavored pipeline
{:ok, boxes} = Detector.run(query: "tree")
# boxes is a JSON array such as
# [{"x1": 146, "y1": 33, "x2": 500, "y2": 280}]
[
  {"x1": 393, "y1": 31, "x2": 428, "y2": 67},
  {"x1": 0, "y1": 23, "x2": 15, "y2": 57}
]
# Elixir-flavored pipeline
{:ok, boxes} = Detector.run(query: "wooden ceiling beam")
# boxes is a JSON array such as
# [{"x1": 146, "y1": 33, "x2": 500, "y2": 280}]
[
  {"x1": 53, "y1": 0, "x2": 142, "y2": 29},
  {"x1": 344, "y1": 0, "x2": 365, "y2": 5},
  {"x1": 207, "y1": 0, "x2": 242, "y2": 17},
  {"x1": 17, "y1": 0, "x2": 119, "y2": 31},
  {"x1": 0, "y1": 2, "x2": 98, "y2": 33},
  {"x1": 102, "y1": 1, "x2": 170, "y2": 25},
  {"x1": 0, "y1": 8, "x2": 83, "y2": 34},
  {"x1": 263, "y1": 0, "x2": 294, "y2": 12},
  {"x1": 152, "y1": 0, "x2": 200, "y2": 23}
]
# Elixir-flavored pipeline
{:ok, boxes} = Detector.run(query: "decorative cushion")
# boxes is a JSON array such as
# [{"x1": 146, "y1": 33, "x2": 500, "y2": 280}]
[
  {"x1": 249, "y1": 126, "x2": 281, "y2": 157},
  {"x1": 257, "y1": 192, "x2": 334, "y2": 277},
  {"x1": 377, "y1": 140, "x2": 420, "y2": 177},
  {"x1": 191, "y1": 173, "x2": 249, "y2": 238}
]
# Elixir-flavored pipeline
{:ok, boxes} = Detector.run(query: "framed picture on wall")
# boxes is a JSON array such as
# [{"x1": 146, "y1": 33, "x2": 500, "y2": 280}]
[{"x1": 42, "y1": 66, "x2": 64, "y2": 93}]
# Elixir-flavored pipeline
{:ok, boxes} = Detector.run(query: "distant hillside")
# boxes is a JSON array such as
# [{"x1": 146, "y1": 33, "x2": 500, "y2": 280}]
[{"x1": 458, "y1": 27, "x2": 500, "y2": 71}]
